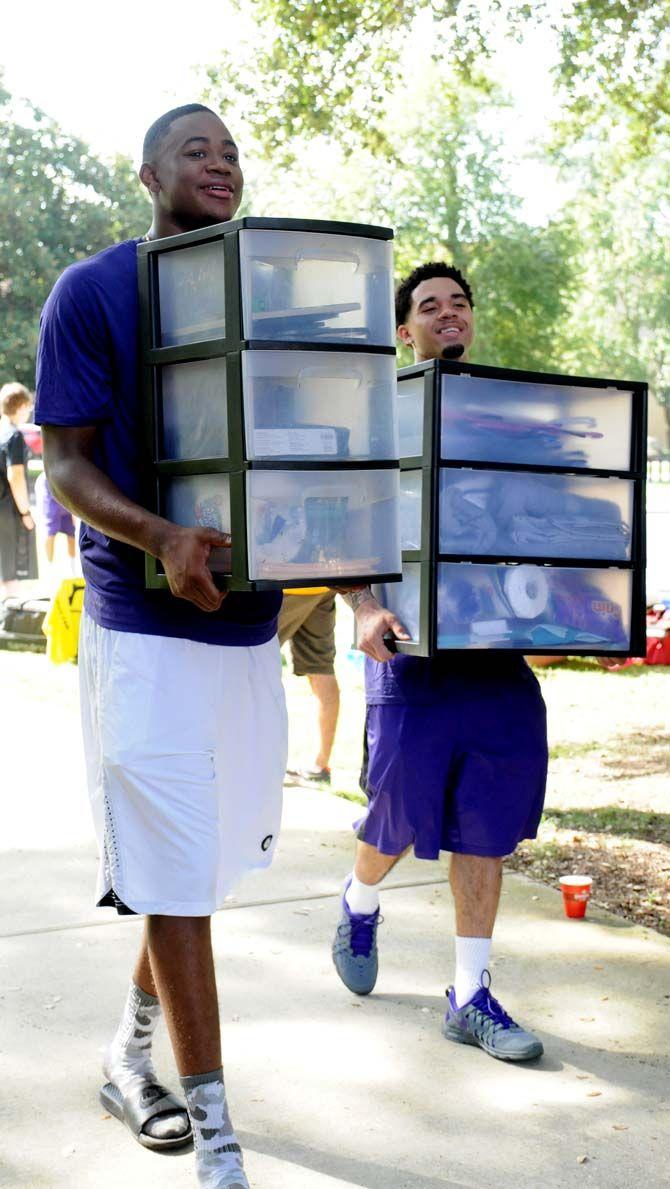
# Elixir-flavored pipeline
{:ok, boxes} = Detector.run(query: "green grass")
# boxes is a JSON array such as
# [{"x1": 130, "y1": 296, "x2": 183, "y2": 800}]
[
  {"x1": 543, "y1": 806, "x2": 670, "y2": 846},
  {"x1": 331, "y1": 787, "x2": 367, "y2": 806},
  {"x1": 549, "y1": 739, "x2": 601, "y2": 761}
]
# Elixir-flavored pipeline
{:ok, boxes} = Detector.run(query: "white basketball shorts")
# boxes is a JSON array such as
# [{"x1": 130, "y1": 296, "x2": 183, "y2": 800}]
[{"x1": 78, "y1": 612, "x2": 288, "y2": 915}]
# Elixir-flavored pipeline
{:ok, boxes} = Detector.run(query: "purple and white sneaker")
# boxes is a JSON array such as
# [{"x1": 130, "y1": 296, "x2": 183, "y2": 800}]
[
  {"x1": 331, "y1": 879, "x2": 381, "y2": 995},
  {"x1": 442, "y1": 970, "x2": 544, "y2": 1061}
]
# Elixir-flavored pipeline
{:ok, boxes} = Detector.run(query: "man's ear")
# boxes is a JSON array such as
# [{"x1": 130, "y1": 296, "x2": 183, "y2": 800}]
[
  {"x1": 139, "y1": 163, "x2": 160, "y2": 195},
  {"x1": 397, "y1": 323, "x2": 413, "y2": 346}
]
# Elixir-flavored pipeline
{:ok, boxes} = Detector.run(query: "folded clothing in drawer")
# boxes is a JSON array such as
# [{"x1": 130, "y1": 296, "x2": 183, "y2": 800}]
[{"x1": 439, "y1": 471, "x2": 632, "y2": 560}]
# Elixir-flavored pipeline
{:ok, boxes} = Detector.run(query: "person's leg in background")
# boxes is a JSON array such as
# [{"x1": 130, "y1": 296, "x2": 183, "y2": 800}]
[
  {"x1": 280, "y1": 591, "x2": 340, "y2": 785},
  {"x1": 306, "y1": 671, "x2": 340, "y2": 774}
]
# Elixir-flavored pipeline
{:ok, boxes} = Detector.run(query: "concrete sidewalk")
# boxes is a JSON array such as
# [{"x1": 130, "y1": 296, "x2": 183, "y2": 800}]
[{"x1": 2, "y1": 776, "x2": 670, "y2": 1189}]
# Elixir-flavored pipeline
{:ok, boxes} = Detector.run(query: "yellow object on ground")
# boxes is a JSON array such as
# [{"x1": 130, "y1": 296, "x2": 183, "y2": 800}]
[{"x1": 42, "y1": 578, "x2": 85, "y2": 663}]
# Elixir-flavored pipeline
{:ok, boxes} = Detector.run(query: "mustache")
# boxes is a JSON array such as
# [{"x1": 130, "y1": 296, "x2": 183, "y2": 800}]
[{"x1": 441, "y1": 343, "x2": 465, "y2": 360}]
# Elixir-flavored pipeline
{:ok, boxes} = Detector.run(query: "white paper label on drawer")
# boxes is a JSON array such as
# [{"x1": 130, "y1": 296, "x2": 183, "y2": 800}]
[{"x1": 254, "y1": 427, "x2": 338, "y2": 455}]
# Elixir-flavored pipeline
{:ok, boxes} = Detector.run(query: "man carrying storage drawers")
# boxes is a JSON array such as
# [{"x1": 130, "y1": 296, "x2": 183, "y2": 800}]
[
  {"x1": 279, "y1": 587, "x2": 341, "y2": 785},
  {"x1": 335, "y1": 262, "x2": 548, "y2": 1062},
  {"x1": 35, "y1": 104, "x2": 286, "y2": 1189}
]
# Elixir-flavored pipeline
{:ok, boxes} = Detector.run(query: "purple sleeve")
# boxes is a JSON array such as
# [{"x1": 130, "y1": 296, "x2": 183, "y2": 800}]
[{"x1": 35, "y1": 268, "x2": 114, "y2": 426}]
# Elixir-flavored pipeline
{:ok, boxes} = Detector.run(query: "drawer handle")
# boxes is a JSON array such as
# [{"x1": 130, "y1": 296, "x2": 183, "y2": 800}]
[{"x1": 298, "y1": 368, "x2": 362, "y2": 388}]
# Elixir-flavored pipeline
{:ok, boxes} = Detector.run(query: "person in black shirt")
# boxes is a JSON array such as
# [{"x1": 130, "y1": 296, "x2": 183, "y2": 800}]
[{"x1": 0, "y1": 382, "x2": 38, "y2": 595}]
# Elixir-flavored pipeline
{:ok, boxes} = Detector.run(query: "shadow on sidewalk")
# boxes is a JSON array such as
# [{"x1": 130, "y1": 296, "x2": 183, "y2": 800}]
[{"x1": 239, "y1": 1130, "x2": 470, "y2": 1188}]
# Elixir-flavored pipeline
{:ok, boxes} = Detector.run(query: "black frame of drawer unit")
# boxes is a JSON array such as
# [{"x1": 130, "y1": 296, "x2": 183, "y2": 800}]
[
  {"x1": 147, "y1": 464, "x2": 402, "y2": 593},
  {"x1": 148, "y1": 349, "x2": 400, "y2": 469},
  {"x1": 397, "y1": 358, "x2": 647, "y2": 476},
  {"x1": 138, "y1": 216, "x2": 396, "y2": 360},
  {"x1": 139, "y1": 218, "x2": 401, "y2": 592},
  {"x1": 378, "y1": 559, "x2": 645, "y2": 658},
  {"x1": 385, "y1": 359, "x2": 647, "y2": 657}
]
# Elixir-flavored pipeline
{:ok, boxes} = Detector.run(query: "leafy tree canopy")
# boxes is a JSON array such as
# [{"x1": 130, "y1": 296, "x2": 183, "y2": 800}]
[
  {"x1": 0, "y1": 78, "x2": 149, "y2": 387},
  {"x1": 240, "y1": 71, "x2": 577, "y2": 372},
  {"x1": 204, "y1": 0, "x2": 669, "y2": 162},
  {"x1": 555, "y1": 0, "x2": 670, "y2": 156}
]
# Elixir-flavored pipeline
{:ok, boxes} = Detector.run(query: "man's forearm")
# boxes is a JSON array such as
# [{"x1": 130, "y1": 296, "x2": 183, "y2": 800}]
[
  {"x1": 46, "y1": 452, "x2": 174, "y2": 559},
  {"x1": 341, "y1": 587, "x2": 377, "y2": 612}
]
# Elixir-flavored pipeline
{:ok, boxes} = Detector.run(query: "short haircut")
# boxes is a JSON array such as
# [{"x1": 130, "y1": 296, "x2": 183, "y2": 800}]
[
  {"x1": 142, "y1": 103, "x2": 218, "y2": 163},
  {"x1": 1, "y1": 382, "x2": 32, "y2": 417},
  {"x1": 395, "y1": 262, "x2": 474, "y2": 327}
]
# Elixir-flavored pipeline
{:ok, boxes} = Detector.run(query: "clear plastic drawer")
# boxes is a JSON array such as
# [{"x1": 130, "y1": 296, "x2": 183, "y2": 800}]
[
  {"x1": 162, "y1": 474, "x2": 231, "y2": 573},
  {"x1": 160, "y1": 359, "x2": 228, "y2": 461},
  {"x1": 374, "y1": 562, "x2": 422, "y2": 642},
  {"x1": 437, "y1": 562, "x2": 632, "y2": 651},
  {"x1": 239, "y1": 229, "x2": 394, "y2": 346},
  {"x1": 242, "y1": 351, "x2": 398, "y2": 460},
  {"x1": 441, "y1": 373, "x2": 633, "y2": 470},
  {"x1": 400, "y1": 470, "x2": 423, "y2": 551},
  {"x1": 158, "y1": 241, "x2": 226, "y2": 347},
  {"x1": 247, "y1": 468, "x2": 400, "y2": 581},
  {"x1": 398, "y1": 374, "x2": 426, "y2": 458},
  {"x1": 439, "y1": 470, "x2": 634, "y2": 560}
]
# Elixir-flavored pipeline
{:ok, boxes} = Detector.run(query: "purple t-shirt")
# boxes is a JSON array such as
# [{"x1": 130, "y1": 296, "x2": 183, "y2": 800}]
[{"x1": 35, "y1": 239, "x2": 280, "y2": 645}]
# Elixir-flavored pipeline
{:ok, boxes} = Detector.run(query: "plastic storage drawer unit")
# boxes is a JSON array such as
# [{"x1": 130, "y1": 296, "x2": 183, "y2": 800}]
[{"x1": 375, "y1": 359, "x2": 647, "y2": 656}]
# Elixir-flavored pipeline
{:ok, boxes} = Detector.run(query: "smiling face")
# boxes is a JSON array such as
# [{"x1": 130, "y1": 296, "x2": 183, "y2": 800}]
[
  {"x1": 140, "y1": 110, "x2": 243, "y2": 237},
  {"x1": 398, "y1": 276, "x2": 474, "y2": 362}
]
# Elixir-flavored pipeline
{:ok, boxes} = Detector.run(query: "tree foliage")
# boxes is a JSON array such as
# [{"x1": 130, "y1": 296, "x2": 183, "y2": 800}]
[
  {"x1": 205, "y1": 0, "x2": 668, "y2": 164},
  {"x1": 241, "y1": 76, "x2": 576, "y2": 372},
  {"x1": 558, "y1": 145, "x2": 670, "y2": 435},
  {"x1": 0, "y1": 80, "x2": 149, "y2": 387},
  {"x1": 554, "y1": 0, "x2": 670, "y2": 156},
  {"x1": 204, "y1": 0, "x2": 524, "y2": 158}
]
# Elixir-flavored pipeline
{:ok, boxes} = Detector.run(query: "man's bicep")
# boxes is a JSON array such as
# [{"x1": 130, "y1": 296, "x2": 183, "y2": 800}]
[{"x1": 42, "y1": 424, "x2": 98, "y2": 468}]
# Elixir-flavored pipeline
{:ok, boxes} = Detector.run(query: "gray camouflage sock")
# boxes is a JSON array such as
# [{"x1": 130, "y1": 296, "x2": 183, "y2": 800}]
[
  {"x1": 104, "y1": 981, "x2": 189, "y2": 1141},
  {"x1": 181, "y1": 1068, "x2": 248, "y2": 1189}
]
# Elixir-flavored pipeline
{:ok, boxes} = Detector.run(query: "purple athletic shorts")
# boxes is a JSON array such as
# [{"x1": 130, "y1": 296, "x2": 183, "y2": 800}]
[{"x1": 358, "y1": 667, "x2": 548, "y2": 859}]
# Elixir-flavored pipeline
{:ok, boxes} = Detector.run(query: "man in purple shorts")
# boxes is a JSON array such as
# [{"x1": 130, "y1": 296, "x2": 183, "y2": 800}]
[{"x1": 334, "y1": 263, "x2": 547, "y2": 1062}]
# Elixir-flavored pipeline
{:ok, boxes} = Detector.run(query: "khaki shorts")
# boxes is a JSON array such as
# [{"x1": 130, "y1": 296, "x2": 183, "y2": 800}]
[{"x1": 278, "y1": 592, "x2": 336, "y2": 676}]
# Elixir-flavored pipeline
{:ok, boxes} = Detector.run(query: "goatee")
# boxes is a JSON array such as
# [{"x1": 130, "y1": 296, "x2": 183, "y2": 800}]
[{"x1": 441, "y1": 343, "x2": 465, "y2": 360}]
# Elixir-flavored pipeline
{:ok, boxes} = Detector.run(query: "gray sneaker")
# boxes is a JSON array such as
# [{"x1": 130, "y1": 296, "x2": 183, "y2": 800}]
[
  {"x1": 331, "y1": 879, "x2": 381, "y2": 995},
  {"x1": 442, "y1": 970, "x2": 544, "y2": 1061}
]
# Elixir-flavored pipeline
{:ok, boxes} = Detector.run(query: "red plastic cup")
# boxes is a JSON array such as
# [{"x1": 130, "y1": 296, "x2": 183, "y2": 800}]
[{"x1": 559, "y1": 875, "x2": 593, "y2": 919}]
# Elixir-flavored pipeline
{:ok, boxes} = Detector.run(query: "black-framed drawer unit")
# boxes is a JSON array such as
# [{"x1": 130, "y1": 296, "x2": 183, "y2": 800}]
[
  {"x1": 138, "y1": 218, "x2": 402, "y2": 590},
  {"x1": 374, "y1": 359, "x2": 647, "y2": 656}
]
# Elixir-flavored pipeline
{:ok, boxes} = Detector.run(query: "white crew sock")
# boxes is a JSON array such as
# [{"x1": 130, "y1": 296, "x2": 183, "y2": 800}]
[
  {"x1": 104, "y1": 980, "x2": 188, "y2": 1141},
  {"x1": 453, "y1": 936, "x2": 492, "y2": 1008},
  {"x1": 345, "y1": 872, "x2": 380, "y2": 915},
  {"x1": 181, "y1": 1068, "x2": 248, "y2": 1189}
]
